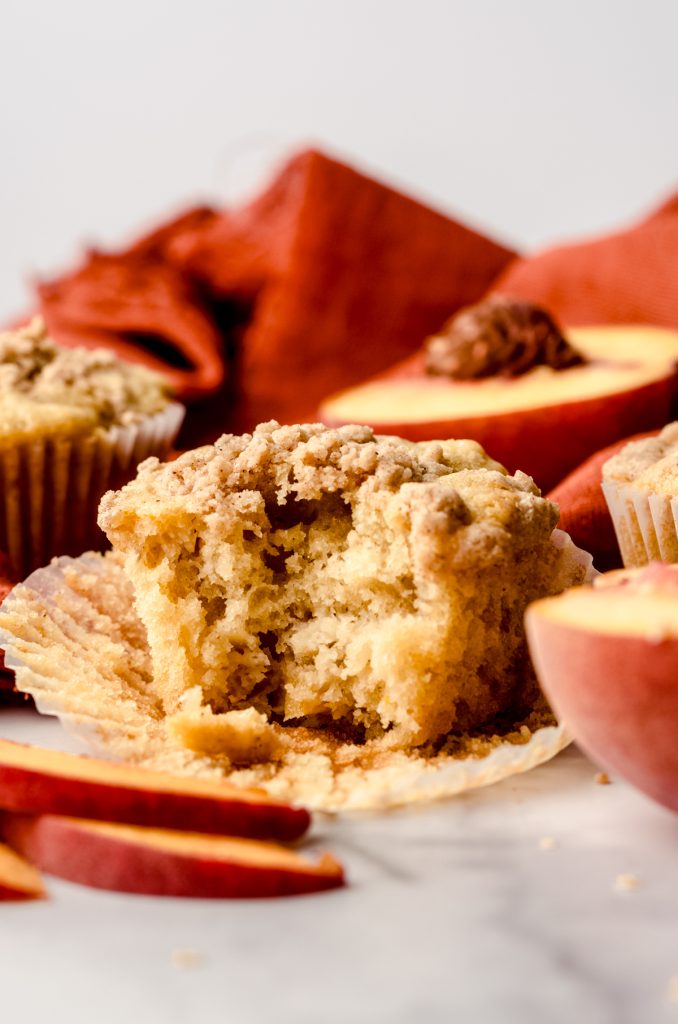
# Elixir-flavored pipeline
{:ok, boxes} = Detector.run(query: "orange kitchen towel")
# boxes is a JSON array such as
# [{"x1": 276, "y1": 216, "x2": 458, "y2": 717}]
[
  {"x1": 169, "y1": 148, "x2": 516, "y2": 427},
  {"x1": 495, "y1": 191, "x2": 678, "y2": 327},
  {"x1": 34, "y1": 149, "x2": 515, "y2": 433},
  {"x1": 37, "y1": 207, "x2": 227, "y2": 402}
]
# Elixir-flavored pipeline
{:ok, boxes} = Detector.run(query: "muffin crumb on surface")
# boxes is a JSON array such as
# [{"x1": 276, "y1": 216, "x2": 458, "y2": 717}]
[{"x1": 614, "y1": 873, "x2": 640, "y2": 892}]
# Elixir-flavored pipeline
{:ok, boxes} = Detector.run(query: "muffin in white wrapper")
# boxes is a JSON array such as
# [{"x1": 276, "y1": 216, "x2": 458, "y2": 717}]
[
  {"x1": 0, "y1": 523, "x2": 594, "y2": 813},
  {"x1": 0, "y1": 319, "x2": 184, "y2": 577},
  {"x1": 602, "y1": 422, "x2": 678, "y2": 568},
  {"x1": 0, "y1": 404, "x2": 184, "y2": 577}
]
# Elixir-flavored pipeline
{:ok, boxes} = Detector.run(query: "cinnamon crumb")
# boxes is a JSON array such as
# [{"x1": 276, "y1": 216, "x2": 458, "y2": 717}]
[
  {"x1": 594, "y1": 771, "x2": 611, "y2": 785},
  {"x1": 666, "y1": 974, "x2": 678, "y2": 1003}
]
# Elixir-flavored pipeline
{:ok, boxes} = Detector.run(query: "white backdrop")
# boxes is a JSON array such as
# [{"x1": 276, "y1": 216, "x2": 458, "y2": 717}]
[{"x1": 2, "y1": 0, "x2": 677, "y2": 320}]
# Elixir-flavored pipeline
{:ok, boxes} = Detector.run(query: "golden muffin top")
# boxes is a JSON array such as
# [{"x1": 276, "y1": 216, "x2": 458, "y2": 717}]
[
  {"x1": 100, "y1": 420, "x2": 559, "y2": 573},
  {"x1": 603, "y1": 421, "x2": 678, "y2": 494},
  {"x1": 0, "y1": 318, "x2": 171, "y2": 442}
]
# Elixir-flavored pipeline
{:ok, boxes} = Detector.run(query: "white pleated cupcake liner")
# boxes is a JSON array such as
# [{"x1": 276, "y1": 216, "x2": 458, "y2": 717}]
[
  {"x1": 602, "y1": 480, "x2": 678, "y2": 568},
  {"x1": 549, "y1": 526, "x2": 597, "y2": 588},
  {"x1": 0, "y1": 402, "x2": 184, "y2": 579},
  {"x1": 0, "y1": 528, "x2": 594, "y2": 811}
]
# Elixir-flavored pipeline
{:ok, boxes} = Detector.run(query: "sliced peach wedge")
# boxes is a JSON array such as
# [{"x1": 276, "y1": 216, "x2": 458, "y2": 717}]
[
  {"x1": 0, "y1": 841, "x2": 46, "y2": 901},
  {"x1": 0, "y1": 739, "x2": 310, "y2": 842},
  {"x1": 0, "y1": 814, "x2": 344, "y2": 898},
  {"x1": 526, "y1": 563, "x2": 678, "y2": 812},
  {"x1": 320, "y1": 326, "x2": 678, "y2": 492}
]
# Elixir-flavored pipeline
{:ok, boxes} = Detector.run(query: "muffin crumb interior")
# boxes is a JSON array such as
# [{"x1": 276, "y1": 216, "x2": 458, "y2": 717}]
[{"x1": 98, "y1": 422, "x2": 580, "y2": 760}]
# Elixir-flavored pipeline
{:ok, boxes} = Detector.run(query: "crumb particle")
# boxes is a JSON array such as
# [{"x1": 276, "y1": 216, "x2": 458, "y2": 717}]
[
  {"x1": 538, "y1": 836, "x2": 557, "y2": 850},
  {"x1": 614, "y1": 873, "x2": 639, "y2": 892},
  {"x1": 666, "y1": 974, "x2": 678, "y2": 1003},
  {"x1": 171, "y1": 948, "x2": 203, "y2": 970},
  {"x1": 594, "y1": 771, "x2": 611, "y2": 785}
]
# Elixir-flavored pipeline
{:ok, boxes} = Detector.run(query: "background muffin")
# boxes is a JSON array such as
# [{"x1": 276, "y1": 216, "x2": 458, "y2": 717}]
[
  {"x1": 0, "y1": 318, "x2": 184, "y2": 576},
  {"x1": 602, "y1": 422, "x2": 678, "y2": 567}
]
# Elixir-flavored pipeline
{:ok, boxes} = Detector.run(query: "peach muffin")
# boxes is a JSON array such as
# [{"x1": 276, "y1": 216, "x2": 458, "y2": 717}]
[
  {"x1": 0, "y1": 318, "x2": 184, "y2": 575},
  {"x1": 0, "y1": 421, "x2": 593, "y2": 808},
  {"x1": 602, "y1": 422, "x2": 678, "y2": 567},
  {"x1": 97, "y1": 421, "x2": 587, "y2": 759}
]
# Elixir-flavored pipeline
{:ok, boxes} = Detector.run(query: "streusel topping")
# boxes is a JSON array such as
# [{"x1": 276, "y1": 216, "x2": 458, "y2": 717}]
[
  {"x1": 103, "y1": 421, "x2": 557, "y2": 570},
  {"x1": 0, "y1": 318, "x2": 170, "y2": 438},
  {"x1": 602, "y1": 422, "x2": 678, "y2": 494}
]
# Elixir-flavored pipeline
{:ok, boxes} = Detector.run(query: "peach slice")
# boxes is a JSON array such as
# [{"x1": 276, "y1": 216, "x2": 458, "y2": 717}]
[
  {"x1": 1, "y1": 814, "x2": 344, "y2": 898},
  {"x1": 0, "y1": 841, "x2": 46, "y2": 901},
  {"x1": 0, "y1": 739, "x2": 309, "y2": 842},
  {"x1": 320, "y1": 326, "x2": 678, "y2": 491},
  {"x1": 526, "y1": 563, "x2": 678, "y2": 811}
]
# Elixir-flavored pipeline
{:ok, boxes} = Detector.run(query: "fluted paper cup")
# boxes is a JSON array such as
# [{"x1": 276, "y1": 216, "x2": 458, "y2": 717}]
[
  {"x1": 0, "y1": 402, "x2": 184, "y2": 578},
  {"x1": 602, "y1": 479, "x2": 678, "y2": 568}
]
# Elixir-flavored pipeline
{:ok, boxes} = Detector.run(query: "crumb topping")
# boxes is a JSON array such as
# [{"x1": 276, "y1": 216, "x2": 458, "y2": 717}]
[
  {"x1": 0, "y1": 318, "x2": 171, "y2": 435},
  {"x1": 101, "y1": 421, "x2": 557, "y2": 568},
  {"x1": 602, "y1": 421, "x2": 678, "y2": 492}
]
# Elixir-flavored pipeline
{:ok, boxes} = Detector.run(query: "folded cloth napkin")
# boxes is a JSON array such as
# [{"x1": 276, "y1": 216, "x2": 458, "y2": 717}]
[
  {"x1": 33, "y1": 148, "x2": 515, "y2": 437},
  {"x1": 37, "y1": 207, "x2": 228, "y2": 402},
  {"x1": 168, "y1": 149, "x2": 516, "y2": 427},
  {"x1": 495, "y1": 192, "x2": 678, "y2": 326}
]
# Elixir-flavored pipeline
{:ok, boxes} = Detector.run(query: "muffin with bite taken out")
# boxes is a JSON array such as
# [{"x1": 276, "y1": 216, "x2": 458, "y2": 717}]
[{"x1": 0, "y1": 421, "x2": 593, "y2": 809}]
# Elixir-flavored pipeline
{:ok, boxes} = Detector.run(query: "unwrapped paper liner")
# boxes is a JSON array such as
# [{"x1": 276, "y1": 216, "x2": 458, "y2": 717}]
[
  {"x1": 0, "y1": 403, "x2": 185, "y2": 578},
  {"x1": 601, "y1": 480, "x2": 678, "y2": 568},
  {"x1": 0, "y1": 530, "x2": 595, "y2": 812}
]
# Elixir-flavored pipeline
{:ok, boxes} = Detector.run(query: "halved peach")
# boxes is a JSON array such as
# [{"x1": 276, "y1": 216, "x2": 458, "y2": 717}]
[
  {"x1": 320, "y1": 326, "x2": 678, "y2": 491},
  {"x1": 1, "y1": 814, "x2": 344, "y2": 898},
  {"x1": 0, "y1": 739, "x2": 309, "y2": 841},
  {"x1": 526, "y1": 563, "x2": 678, "y2": 811},
  {"x1": 0, "y1": 841, "x2": 46, "y2": 901}
]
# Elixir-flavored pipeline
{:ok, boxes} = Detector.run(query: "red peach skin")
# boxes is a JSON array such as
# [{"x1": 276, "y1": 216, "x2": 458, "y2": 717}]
[
  {"x1": 1, "y1": 814, "x2": 344, "y2": 899},
  {"x1": 0, "y1": 739, "x2": 310, "y2": 842},
  {"x1": 526, "y1": 602, "x2": 678, "y2": 812}
]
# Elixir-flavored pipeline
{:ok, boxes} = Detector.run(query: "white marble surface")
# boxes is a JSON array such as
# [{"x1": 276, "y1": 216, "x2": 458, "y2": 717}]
[{"x1": 2, "y1": 708, "x2": 678, "y2": 1024}]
